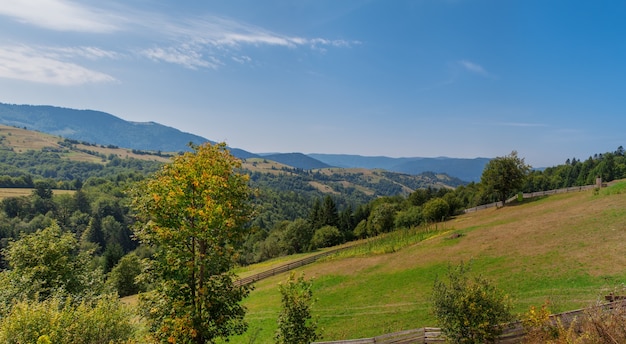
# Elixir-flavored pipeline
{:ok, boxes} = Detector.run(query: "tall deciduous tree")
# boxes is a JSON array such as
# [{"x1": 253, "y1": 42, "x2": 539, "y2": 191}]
[
  {"x1": 130, "y1": 142, "x2": 253, "y2": 344},
  {"x1": 480, "y1": 151, "x2": 531, "y2": 206}
]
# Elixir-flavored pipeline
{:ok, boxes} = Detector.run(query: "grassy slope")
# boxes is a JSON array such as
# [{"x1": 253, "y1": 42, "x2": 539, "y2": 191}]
[
  {"x1": 227, "y1": 182, "x2": 626, "y2": 342},
  {"x1": 0, "y1": 125, "x2": 172, "y2": 163}
]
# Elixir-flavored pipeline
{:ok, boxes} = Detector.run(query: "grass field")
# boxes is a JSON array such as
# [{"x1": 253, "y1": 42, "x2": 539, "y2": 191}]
[
  {"x1": 221, "y1": 181, "x2": 626, "y2": 343},
  {"x1": 0, "y1": 188, "x2": 75, "y2": 200}
]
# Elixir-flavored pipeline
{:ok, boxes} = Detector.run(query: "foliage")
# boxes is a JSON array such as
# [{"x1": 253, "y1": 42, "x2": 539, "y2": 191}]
[
  {"x1": 310, "y1": 225, "x2": 343, "y2": 250},
  {"x1": 394, "y1": 205, "x2": 423, "y2": 229},
  {"x1": 0, "y1": 295, "x2": 137, "y2": 344},
  {"x1": 275, "y1": 272, "x2": 320, "y2": 344},
  {"x1": 422, "y1": 198, "x2": 450, "y2": 222},
  {"x1": 106, "y1": 252, "x2": 146, "y2": 297},
  {"x1": 130, "y1": 142, "x2": 253, "y2": 344},
  {"x1": 366, "y1": 202, "x2": 398, "y2": 236},
  {"x1": 521, "y1": 301, "x2": 559, "y2": 342},
  {"x1": 522, "y1": 299, "x2": 626, "y2": 344},
  {"x1": 1, "y1": 222, "x2": 104, "y2": 303},
  {"x1": 432, "y1": 262, "x2": 514, "y2": 344},
  {"x1": 481, "y1": 151, "x2": 531, "y2": 205},
  {"x1": 524, "y1": 148, "x2": 626, "y2": 192},
  {"x1": 282, "y1": 218, "x2": 315, "y2": 254}
]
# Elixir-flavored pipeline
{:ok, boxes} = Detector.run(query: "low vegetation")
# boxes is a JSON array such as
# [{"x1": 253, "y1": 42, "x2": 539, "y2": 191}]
[{"x1": 432, "y1": 261, "x2": 514, "y2": 343}]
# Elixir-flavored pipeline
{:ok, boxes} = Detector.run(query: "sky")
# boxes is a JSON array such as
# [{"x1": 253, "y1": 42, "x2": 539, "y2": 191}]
[{"x1": 0, "y1": 0, "x2": 625, "y2": 167}]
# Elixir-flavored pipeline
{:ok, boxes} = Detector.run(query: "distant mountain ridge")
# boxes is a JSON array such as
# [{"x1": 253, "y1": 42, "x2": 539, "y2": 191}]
[
  {"x1": 308, "y1": 154, "x2": 489, "y2": 182},
  {"x1": 262, "y1": 153, "x2": 332, "y2": 170},
  {"x1": 0, "y1": 102, "x2": 489, "y2": 181}
]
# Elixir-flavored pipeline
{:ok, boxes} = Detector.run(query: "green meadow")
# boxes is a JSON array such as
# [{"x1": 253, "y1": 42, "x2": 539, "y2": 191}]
[{"x1": 224, "y1": 181, "x2": 626, "y2": 342}]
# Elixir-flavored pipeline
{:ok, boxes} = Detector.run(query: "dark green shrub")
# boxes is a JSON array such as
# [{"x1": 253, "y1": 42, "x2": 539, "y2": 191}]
[
  {"x1": 394, "y1": 206, "x2": 423, "y2": 229},
  {"x1": 310, "y1": 225, "x2": 343, "y2": 249},
  {"x1": 423, "y1": 198, "x2": 450, "y2": 222}
]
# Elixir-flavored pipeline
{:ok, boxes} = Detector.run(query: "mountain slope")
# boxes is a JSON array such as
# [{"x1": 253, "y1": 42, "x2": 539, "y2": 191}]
[
  {"x1": 0, "y1": 102, "x2": 257, "y2": 159},
  {"x1": 261, "y1": 153, "x2": 331, "y2": 170}
]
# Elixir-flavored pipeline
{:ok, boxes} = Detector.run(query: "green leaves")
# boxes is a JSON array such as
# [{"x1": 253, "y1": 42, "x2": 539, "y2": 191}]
[
  {"x1": 432, "y1": 262, "x2": 513, "y2": 344},
  {"x1": 276, "y1": 273, "x2": 320, "y2": 344},
  {"x1": 2, "y1": 223, "x2": 104, "y2": 302},
  {"x1": 480, "y1": 151, "x2": 531, "y2": 205}
]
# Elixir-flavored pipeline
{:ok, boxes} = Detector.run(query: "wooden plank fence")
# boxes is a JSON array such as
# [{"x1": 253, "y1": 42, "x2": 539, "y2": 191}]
[
  {"x1": 313, "y1": 300, "x2": 626, "y2": 344},
  {"x1": 234, "y1": 245, "x2": 356, "y2": 286},
  {"x1": 464, "y1": 184, "x2": 597, "y2": 214}
]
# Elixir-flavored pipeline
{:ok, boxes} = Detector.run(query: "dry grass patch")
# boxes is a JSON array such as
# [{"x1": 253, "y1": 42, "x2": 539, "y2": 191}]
[{"x1": 0, "y1": 188, "x2": 75, "y2": 200}]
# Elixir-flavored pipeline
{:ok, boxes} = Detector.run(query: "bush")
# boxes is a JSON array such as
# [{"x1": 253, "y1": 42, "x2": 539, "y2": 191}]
[
  {"x1": 432, "y1": 262, "x2": 513, "y2": 344},
  {"x1": 394, "y1": 206, "x2": 423, "y2": 229},
  {"x1": 522, "y1": 298, "x2": 626, "y2": 344},
  {"x1": 0, "y1": 295, "x2": 137, "y2": 344},
  {"x1": 423, "y1": 198, "x2": 450, "y2": 222},
  {"x1": 310, "y1": 225, "x2": 343, "y2": 249}
]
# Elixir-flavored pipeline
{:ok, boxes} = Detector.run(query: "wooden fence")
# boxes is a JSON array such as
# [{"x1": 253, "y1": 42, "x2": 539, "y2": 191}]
[
  {"x1": 313, "y1": 300, "x2": 626, "y2": 344},
  {"x1": 464, "y1": 184, "x2": 597, "y2": 213},
  {"x1": 234, "y1": 245, "x2": 355, "y2": 286}
]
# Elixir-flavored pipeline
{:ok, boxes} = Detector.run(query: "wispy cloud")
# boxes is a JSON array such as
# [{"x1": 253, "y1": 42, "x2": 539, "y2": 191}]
[
  {"x1": 0, "y1": 45, "x2": 116, "y2": 85},
  {"x1": 497, "y1": 122, "x2": 547, "y2": 127},
  {"x1": 0, "y1": 0, "x2": 123, "y2": 33},
  {"x1": 142, "y1": 45, "x2": 221, "y2": 70},
  {"x1": 47, "y1": 46, "x2": 122, "y2": 60},
  {"x1": 458, "y1": 60, "x2": 495, "y2": 78},
  {"x1": 135, "y1": 14, "x2": 360, "y2": 69}
]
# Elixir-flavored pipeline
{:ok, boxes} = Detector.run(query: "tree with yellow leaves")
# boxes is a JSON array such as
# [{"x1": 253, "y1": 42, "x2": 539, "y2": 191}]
[{"x1": 130, "y1": 142, "x2": 253, "y2": 344}]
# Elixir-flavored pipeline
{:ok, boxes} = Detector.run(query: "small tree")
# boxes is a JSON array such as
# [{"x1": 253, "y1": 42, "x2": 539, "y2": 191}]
[
  {"x1": 432, "y1": 262, "x2": 513, "y2": 344},
  {"x1": 481, "y1": 151, "x2": 531, "y2": 206},
  {"x1": 106, "y1": 253, "x2": 146, "y2": 297},
  {"x1": 275, "y1": 272, "x2": 320, "y2": 344}
]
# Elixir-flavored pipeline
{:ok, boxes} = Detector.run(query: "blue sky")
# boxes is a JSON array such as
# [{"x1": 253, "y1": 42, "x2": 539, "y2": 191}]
[{"x1": 0, "y1": 0, "x2": 624, "y2": 167}]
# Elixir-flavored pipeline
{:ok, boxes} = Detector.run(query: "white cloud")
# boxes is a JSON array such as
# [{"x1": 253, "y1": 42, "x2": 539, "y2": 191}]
[
  {"x1": 0, "y1": 45, "x2": 116, "y2": 85},
  {"x1": 0, "y1": 0, "x2": 122, "y2": 33}
]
